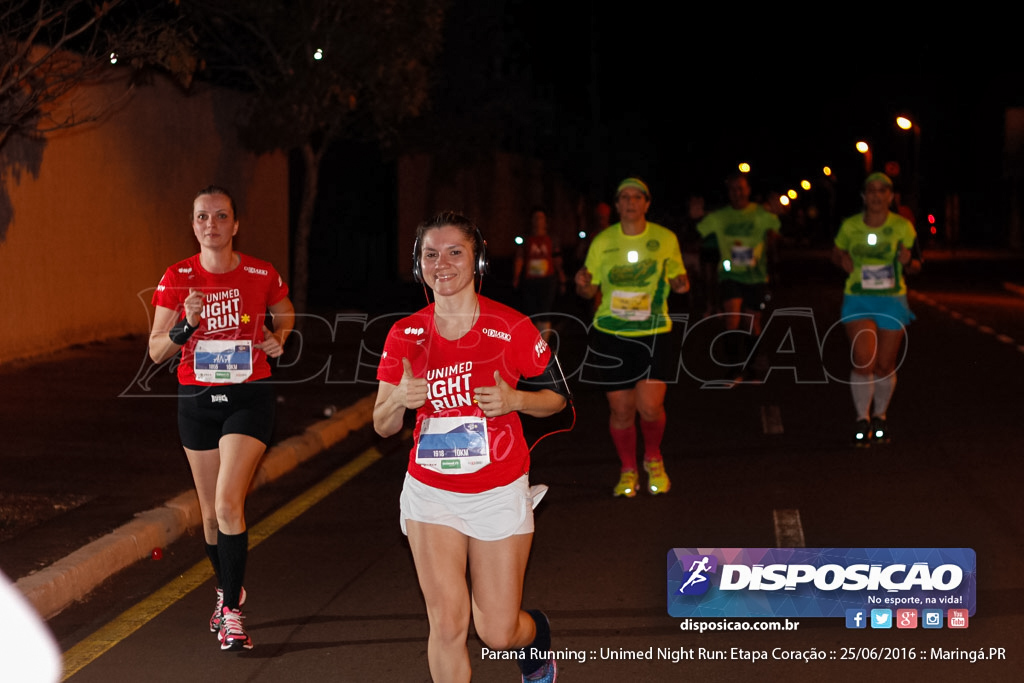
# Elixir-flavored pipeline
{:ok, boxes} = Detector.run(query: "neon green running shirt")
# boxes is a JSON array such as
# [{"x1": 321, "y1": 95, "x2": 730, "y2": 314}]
[
  {"x1": 696, "y1": 204, "x2": 780, "y2": 284},
  {"x1": 834, "y1": 211, "x2": 917, "y2": 296},
  {"x1": 583, "y1": 222, "x2": 686, "y2": 336}
]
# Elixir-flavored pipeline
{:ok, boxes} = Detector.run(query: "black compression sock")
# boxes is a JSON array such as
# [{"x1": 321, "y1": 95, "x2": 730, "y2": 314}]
[
  {"x1": 205, "y1": 543, "x2": 221, "y2": 586},
  {"x1": 217, "y1": 530, "x2": 248, "y2": 609}
]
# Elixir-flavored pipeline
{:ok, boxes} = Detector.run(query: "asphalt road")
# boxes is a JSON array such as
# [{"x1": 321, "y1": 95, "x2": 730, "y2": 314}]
[{"x1": 18, "y1": 248, "x2": 1024, "y2": 681}]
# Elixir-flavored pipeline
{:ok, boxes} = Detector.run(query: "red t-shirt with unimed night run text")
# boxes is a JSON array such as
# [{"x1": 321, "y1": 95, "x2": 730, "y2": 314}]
[
  {"x1": 377, "y1": 296, "x2": 551, "y2": 494},
  {"x1": 151, "y1": 252, "x2": 289, "y2": 386}
]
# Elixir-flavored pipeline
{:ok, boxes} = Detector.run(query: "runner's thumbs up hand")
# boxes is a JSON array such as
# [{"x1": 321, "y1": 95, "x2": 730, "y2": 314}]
[
  {"x1": 400, "y1": 357, "x2": 428, "y2": 409},
  {"x1": 473, "y1": 370, "x2": 515, "y2": 418},
  {"x1": 183, "y1": 288, "x2": 203, "y2": 325},
  {"x1": 256, "y1": 325, "x2": 285, "y2": 358}
]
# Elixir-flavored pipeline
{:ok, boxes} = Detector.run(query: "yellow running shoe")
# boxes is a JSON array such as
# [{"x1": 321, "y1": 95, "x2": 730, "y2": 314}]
[
  {"x1": 612, "y1": 470, "x2": 638, "y2": 498},
  {"x1": 644, "y1": 459, "x2": 671, "y2": 495}
]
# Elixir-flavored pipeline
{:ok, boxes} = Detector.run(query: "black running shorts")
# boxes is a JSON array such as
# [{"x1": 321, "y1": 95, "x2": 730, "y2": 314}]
[
  {"x1": 580, "y1": 327, "x2": 680, "y2": 390},
  {"x1": 177, "y1": 380, "x2": 276, "y2": 450},
  {"x1": 719, "y1": 279, "x2": 767, "y2": 311}
]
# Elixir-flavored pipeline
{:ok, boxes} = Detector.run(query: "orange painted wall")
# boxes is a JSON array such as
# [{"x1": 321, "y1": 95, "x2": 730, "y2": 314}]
[{"x1": 0, "y1": 72, "x2": 287, "y2": 364}]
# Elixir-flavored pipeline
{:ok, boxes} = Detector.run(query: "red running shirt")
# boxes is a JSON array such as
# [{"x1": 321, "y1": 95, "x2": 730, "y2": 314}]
[
  {"x1": 377, "y1": 296, "x2": 551, "y2": 493},
  {"x1": 151, "y1": 253, "x2": 289, "y2": 386}
]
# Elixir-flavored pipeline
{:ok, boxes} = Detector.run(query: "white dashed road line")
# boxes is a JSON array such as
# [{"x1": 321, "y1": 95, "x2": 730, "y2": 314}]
[
  {"x1": 909, "y1": 290, "x2": 1023, "y2": 354},
  {"x1": 773, "y1": 509, "x2": 806, "y2": 548},
  {"x1": 760, "y1": 404, "x2": 784, "y2": 435}
]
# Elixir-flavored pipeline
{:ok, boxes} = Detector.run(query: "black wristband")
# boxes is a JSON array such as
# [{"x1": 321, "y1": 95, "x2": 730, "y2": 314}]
[{"x1": 169, "y1": 317, "x2": 198, "y2": 345}]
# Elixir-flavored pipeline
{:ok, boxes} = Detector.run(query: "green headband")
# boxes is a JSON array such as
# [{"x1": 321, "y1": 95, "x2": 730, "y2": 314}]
[
  {"x1": 864, "y1": 172, "x2": 893, "y2": 189},
  {"x1": 616, "y1": 177, "x2": 650, "y2": 199}
]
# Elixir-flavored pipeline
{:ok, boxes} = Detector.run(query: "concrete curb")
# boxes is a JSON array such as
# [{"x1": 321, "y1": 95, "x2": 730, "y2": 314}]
[
  {"x1": 1002, "y1": 281, "x2": 1024, "y2": 298},
  {"x1": 17, "y1": 393, "x2": 377, "y2": 620}
]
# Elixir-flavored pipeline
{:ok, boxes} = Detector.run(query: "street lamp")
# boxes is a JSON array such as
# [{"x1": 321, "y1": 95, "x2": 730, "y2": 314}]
[
  {"x1": 856, "y1": 141, "x2": 872, "y2": 175},
  {"x1": 895, "y1": 115, "x2": 922, "y2": 220}
]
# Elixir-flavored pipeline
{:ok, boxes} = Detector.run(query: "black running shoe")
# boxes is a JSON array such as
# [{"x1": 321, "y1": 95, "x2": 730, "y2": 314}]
[
  {"x1": 853, "y1": 419, "x2": 871, "y2": 447},
  {"x1": 871, "y1": 416, "x2": 890, "y2": 444}
]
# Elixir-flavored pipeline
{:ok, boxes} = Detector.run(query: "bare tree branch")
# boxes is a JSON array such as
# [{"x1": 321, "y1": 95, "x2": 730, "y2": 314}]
[
  {"x1": 0, "y1": 0, "x2": 197, "y2": 153},
  {"x1": 175, "y1": 0, "x2": 449, "y2": 313}
]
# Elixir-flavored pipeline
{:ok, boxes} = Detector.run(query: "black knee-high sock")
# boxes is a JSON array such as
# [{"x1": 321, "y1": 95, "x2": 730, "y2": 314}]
[
  {"x1": 205, "y1": 543, "x2": 222, "y2": 587},
  {"x1": 218, "y1": 530, "x2": 248, "y2": 610},
  {"x1": 517, "y1": 609, "x2": 551, "y2": 676}
]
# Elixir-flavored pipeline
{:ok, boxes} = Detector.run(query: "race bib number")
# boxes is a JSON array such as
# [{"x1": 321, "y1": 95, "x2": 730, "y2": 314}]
[
  {"x1": 194, "y1": 340, "x2": 253, "y2": 383},
  {"x1": 730, "y1": 244, "x2": 755, "y2": 267},
  {"x1": 527, "y1": 258, "x2": 550, "y2": 277},
  {"x1": 609, "y1": 290, "x2": 652, "y2": 321},
  {"x1": 861, "y1": 264, "x2": 896, "y2": 290},
  {"x1": 416, "y1": 415, "x2": 490, "y2": 474}
]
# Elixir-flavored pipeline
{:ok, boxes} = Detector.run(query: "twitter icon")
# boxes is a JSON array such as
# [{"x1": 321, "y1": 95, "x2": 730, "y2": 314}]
[{"x1": 870, "y1": 609, "x2": 892, "y2": 629}]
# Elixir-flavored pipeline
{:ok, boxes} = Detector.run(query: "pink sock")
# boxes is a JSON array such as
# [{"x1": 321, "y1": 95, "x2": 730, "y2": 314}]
[
  {"x1": 640, "y1": 416, "x2": 666, "y2": 463},
  {"x1": 610, "y1": 423, "x2": 637, "y2": 472}
]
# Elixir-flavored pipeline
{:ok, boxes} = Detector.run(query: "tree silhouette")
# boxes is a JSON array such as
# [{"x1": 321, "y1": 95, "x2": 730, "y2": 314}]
[
  {"x1": 179, "y1": 0, "x2": 448, "y2": 313},
  {"x1": 0, "y1": 0, "x2": 197, "y2": 240}
]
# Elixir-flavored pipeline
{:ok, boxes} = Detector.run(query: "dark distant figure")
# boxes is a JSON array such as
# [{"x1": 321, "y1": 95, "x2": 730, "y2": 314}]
[
  {"x1": 513, "y1": 206, "x2": 566, "y2": 340},
  {"x1": 696, "y1": 173, "x2": 781, "y2": 382}
]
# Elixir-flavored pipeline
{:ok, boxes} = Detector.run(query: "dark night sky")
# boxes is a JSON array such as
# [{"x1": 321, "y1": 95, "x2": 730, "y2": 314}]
[
  {"x1": 486, "y1": 3, "x2": 1024, "y2": 237},
  {"x1": 309, "y1": 3, "x2": 1023, "y2": 297}
]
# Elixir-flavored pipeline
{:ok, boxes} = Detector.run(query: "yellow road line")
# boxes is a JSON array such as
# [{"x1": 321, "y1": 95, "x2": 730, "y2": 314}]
[{"x1": 61, "y1": 446, "x2": 384, "y2": 679}]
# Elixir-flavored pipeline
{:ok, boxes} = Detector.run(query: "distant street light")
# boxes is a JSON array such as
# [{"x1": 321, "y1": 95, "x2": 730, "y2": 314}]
[
  {"x1": 896, "y1": 115, "x2": 922, "y2": 220},
  {"x1": 820, "y1": 168, "x2": 836, "y2": 241},
  {"x1": 856, "y1": 141, "x2": 872, "y2": 175},
  {"x1": 738, "y1": 162, "x2": 751, "y2": 173}
]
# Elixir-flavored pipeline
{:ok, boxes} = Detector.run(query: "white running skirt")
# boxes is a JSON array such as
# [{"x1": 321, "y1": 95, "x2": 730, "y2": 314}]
[{"x1": 400, "y1": 473, "x2": 549, "y2": 541}]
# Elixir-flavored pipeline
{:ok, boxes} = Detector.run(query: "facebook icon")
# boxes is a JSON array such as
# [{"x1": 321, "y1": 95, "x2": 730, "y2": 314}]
[{"x1": 845, "y1": 609, "x2": 867, "y2": 629}]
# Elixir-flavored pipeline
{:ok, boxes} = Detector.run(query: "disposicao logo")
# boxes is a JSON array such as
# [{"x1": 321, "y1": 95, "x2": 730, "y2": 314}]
[
  {"x1": 667, "y1": 548, "x2": 976, "y2": 619},
  {"x1": 676, "y1": 555, "x2": 718, "y2": 596}
]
